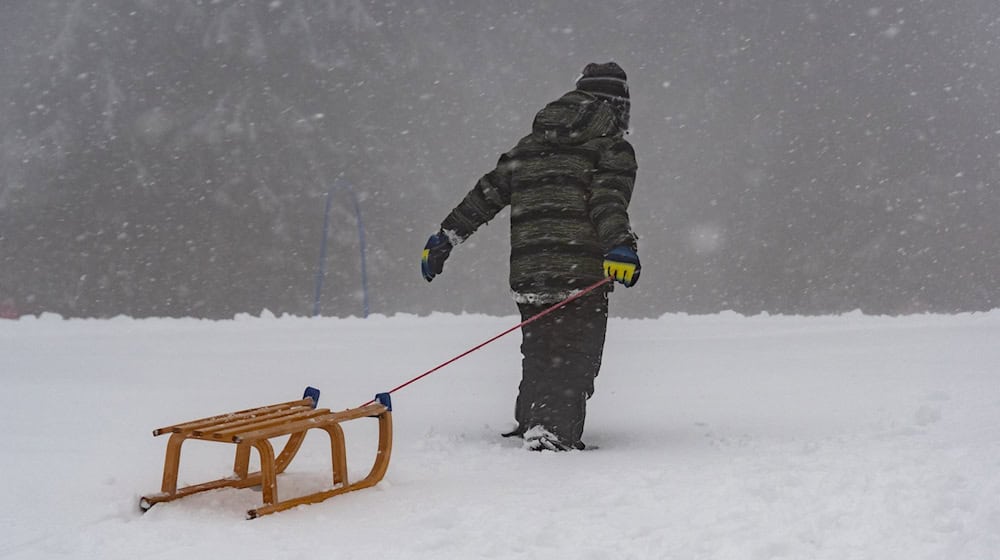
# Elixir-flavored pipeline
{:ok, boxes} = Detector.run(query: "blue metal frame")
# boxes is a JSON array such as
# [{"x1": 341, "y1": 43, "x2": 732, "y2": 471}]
[{"x1": 313, "y1": 180, "x2": 369, "y2": 318}]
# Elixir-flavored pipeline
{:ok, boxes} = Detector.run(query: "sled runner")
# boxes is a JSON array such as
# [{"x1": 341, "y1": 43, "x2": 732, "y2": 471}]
[{"x1": 140, "y1": 388, "x2": 392, "y2": 519}]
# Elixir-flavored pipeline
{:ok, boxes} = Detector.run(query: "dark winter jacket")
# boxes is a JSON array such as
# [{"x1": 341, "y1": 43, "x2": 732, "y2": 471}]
[{"x1": 440, "y1": 90, "x2": 638, "y2": 304}]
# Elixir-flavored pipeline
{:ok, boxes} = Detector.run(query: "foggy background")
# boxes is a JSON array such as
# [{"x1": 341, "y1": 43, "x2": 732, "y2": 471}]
[{"x1": 1, "y1": 0, "x2": 997, "y2": 319}]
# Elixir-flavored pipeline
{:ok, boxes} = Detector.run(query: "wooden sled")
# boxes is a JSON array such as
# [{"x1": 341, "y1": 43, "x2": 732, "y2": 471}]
[{"x1": 140, "y1": 388, "x2": 392, "y2": 519}]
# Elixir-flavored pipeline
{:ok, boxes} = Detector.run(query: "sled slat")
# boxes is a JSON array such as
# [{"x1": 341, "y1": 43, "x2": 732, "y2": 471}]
[
  {"x1": 192, "y1": 406, "x2": 322, "y2": 439},
  {"x1": 152, "y1": 398, "x2": 314, "y2": 436},
  {"x1": 209, "y1": 408, "x2": 333, "y2": 441}
]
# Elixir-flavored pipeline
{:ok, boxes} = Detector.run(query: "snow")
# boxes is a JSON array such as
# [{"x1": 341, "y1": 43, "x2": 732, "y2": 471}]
[{"x1": 2, "y1": 310, "x2": 999, "y2": 559}]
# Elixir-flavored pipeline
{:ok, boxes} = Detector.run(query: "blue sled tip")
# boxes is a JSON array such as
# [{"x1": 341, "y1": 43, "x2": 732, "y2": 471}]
[
  {"x1": 375, "y1": 392, "x2": 392, "y2": 412},
  {"x1": 303, "y1": 386, "x2": 321, "y2": 408}
]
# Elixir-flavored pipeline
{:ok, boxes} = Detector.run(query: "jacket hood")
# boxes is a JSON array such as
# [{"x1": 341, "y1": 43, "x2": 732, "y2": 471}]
[{"x1": 530, "y1": 90, "x2": 624, "y2": 145}]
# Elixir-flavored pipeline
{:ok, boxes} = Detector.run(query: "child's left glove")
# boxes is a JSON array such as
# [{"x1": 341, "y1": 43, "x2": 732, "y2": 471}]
[
  {"x1": 421, "y1": 231, "x2": 453, "y2": 282},
  {"x1": 603, "y1": 246, "x2": 641, "y2": 287}
]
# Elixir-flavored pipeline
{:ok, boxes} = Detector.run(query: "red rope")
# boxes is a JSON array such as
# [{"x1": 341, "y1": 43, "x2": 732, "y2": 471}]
[{"x1": 358, "y1": 276, "x2": 612, "y2": 407}]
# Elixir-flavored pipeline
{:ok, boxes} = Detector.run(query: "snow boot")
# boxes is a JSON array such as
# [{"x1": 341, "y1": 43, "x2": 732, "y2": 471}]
[{"x1": 523, "y1": 426, "x2": 586, "y2": 451}]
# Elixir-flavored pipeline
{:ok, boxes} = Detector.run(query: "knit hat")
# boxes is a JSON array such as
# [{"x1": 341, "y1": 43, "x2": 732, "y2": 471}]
[{"x1": 575, "y1": 62, "x2": 630, "y2": 129}]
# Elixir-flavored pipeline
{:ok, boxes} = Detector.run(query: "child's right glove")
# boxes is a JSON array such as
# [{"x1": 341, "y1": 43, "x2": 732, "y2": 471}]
[
  {"x1": 421, "y1": 231, "x2": 453, "y2": 282},
  {"x1": 603, "y1": 246, "x2": 641, "y2": 287}
]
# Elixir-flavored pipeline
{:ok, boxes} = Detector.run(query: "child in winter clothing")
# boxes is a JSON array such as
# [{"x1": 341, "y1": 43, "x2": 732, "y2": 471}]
[{"x1": 422, "y1": 62, "x2": 640, "y2": 451}]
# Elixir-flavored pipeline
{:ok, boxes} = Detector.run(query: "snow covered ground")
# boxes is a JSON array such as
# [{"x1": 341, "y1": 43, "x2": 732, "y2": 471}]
[{"x1": 2, "y1": 310, "x2": 999, "y2": 559}]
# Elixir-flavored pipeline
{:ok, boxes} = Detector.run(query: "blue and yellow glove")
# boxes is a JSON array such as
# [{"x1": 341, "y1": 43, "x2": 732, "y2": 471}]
[
  {"x1": 603, "y1": 245, "x2": 641, "y2": 287},
  {"x1": 421, "y1": 231, "x2": 453, "y2": 282}
]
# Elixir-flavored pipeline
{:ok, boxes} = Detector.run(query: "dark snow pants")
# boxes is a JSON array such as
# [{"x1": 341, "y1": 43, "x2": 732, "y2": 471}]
[{"x1": 514, "y1": 290, "x2": 609, "y2": 446}]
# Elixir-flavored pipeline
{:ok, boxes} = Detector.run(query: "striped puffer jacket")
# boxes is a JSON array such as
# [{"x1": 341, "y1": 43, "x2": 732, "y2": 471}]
[{"x1": 440, "y1": 90, "x2": 638, "y2": 304}]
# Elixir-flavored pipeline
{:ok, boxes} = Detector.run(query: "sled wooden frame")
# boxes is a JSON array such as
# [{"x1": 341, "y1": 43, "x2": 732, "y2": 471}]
[{"x1": 140, "y1": 391, "x2": 393, "y2": 519}]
